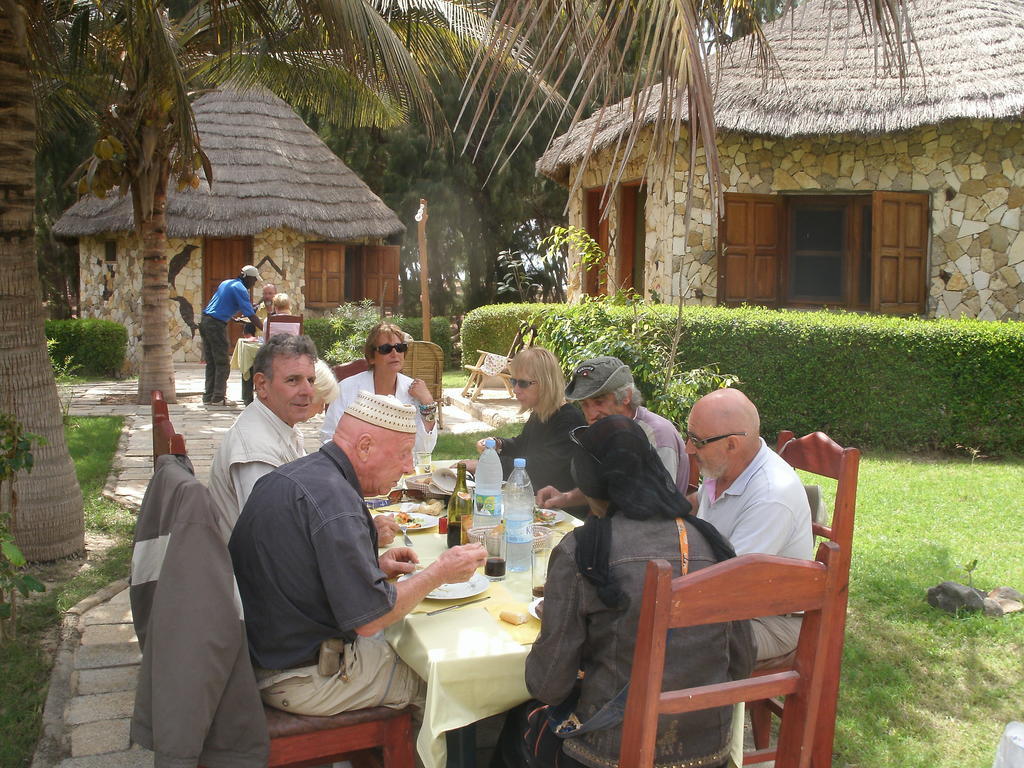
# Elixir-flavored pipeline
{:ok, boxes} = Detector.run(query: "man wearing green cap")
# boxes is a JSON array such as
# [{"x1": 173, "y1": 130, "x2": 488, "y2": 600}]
[{"x1": 536, "y1": 356, "x2": 689, "y2": 510}]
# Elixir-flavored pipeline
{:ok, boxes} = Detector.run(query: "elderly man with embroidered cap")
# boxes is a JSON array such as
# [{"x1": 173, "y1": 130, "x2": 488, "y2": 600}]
[
  {"x1": 536, "y1": 356, "x2": 689, "y2": 511},
  {"x1": 200, "y1": 264, "x2": 264, "y2": 406},
  {"x1": 229, "y1": 391, "x2": 486, "y2": 716}
]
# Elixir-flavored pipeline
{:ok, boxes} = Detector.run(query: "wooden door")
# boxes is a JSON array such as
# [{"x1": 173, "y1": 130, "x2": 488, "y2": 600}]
[
  {"x1": 203, "y1": 237, "x2": 253, "y2": 349},
  {"x1": 584, "y1": 188, "x2": 610, "y2": 295},
  {"x1": 361, "y1": 245, "x2": 400, "y2": 310},
  {"x1": 305, "y1": 243, "x2": 345, "y2": 307},
  {"x1": 871, "y1": 191, "x2": 928, "y2": 314},
  {"x1": 619, "y1": 183, "x2": 647, "y2": 294},
  {"x1": 720, "y1": 194, "x2": 783, "y2": 306}
]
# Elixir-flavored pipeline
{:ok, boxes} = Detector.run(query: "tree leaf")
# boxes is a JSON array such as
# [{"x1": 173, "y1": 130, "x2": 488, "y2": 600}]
[{"x1": 2, "y1": 541, "x2": 27, "y2": 567}]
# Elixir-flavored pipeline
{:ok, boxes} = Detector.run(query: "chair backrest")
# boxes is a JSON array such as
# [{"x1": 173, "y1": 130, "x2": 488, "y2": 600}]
[
  {"x1": 774, "y1": 431, "x2": 860, "y2": 768},
  {"x1": 151, "y1": 390, "x2": 187, "y2": 460},
  {"x1": 401, "y1": 341, "x2": 444, "y2": 404},
  {"x1": 506, "y1": 321, "x2": 538, "y2": 359},
  {"x1": 620, "y1": 541, "x2": 841, "y2": 768},
  {"x1": 332, "y1": 359, "x2": 370, "y2": 382},
  {"x1": 265, "y1": 314, "x2": 303, "y2": 338}
]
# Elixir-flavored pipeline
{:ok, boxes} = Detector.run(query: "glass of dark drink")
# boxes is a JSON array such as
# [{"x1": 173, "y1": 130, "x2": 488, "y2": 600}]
[
  {"x1": 531, "y1": 524, "x2": 554, "y2": 598},
  {"x1": 469, "y1": 526, "x2": 507, "y2": 581}
]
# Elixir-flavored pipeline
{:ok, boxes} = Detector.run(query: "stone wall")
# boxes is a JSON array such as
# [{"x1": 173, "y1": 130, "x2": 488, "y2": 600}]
[
  {"x1": 565, "y1": 117, "x2": 1024, "y2": 320},
  {"x1": 80, "y1": 227, "x2": 314, "y2": 372}
]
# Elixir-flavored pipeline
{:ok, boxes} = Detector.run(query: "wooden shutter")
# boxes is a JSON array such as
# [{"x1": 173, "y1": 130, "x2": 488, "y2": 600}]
[
  {"x1": 362, "y1": 245, "x2": 400, "y2": 309},
  {"x1": 304, "y1": 243, "x2": 345, "y2": 306},
  {"x1": 871, "y1": 191, "x2": 929, "y2": 314},
  {"x1": 720, "y1": 194, "x2": 783, "y2": 306}
]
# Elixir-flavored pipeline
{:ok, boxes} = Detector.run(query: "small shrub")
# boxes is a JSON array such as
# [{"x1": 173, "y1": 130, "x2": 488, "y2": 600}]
[
  {"x1": 45, "y1": 318, "x2": 127, "y2": 376},
  {"x1": 394, "y1": 317, "x2": 455, "y2": 368}
]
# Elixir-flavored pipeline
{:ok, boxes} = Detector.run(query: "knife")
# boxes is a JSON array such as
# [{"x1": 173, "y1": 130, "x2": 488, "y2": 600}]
[{"x1": 426, "y1": 596, "x2": 491, "y2": 616}]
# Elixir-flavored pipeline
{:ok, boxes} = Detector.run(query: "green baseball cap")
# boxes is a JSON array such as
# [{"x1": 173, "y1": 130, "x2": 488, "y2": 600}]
[{"x1": 564, "y1": 356, "x2": 634, "y2": 401}]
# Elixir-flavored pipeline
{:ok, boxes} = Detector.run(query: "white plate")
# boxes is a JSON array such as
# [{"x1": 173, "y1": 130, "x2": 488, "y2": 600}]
[
  {"x1": 528, "y1": 597, "x2": 543, "y2": 621},
  {"x1": 401, "y1": 572, "x2": 490, "y2": 601},
  {"x1": 391, "y1": 510, "x2": 438, "y2": 531},
  {"x1": 533, "y1": 508, "x2": 567, "y2": 526}
]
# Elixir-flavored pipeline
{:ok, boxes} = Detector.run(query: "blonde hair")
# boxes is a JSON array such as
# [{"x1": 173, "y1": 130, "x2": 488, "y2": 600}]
[
  {"x1": 509, "y1": 346, "x2": 566, "y2": 422},
  {"x1": 363, "y1": 321, "x2": 407, "y2": 365},
  {"x1": 313, "y1": 358, "x2": 340, "y2": 405},
  {"x1": 272, "y1": 293, "x2": 292, "y2": 312}
]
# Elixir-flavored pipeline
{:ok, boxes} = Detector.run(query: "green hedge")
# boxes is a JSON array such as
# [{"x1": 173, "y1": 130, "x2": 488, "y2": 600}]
[
  {"x1": 466, "y1": 301, "x2": 1024, "y2": 455},
  {"x1": 460, "y1": 303, "x2": 549, "y2": 362},
  {"x1": 45, "y1": 318, "x2": 127, "y2": 376}
]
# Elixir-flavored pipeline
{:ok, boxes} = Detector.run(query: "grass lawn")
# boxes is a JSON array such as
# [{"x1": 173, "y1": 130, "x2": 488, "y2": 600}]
[{"x1": 1, "y1": 416, "x2": 131, "y2": 768}]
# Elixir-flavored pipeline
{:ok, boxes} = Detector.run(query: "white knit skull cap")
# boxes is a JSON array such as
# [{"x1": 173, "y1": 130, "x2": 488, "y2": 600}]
[{"x1": 343, "y1": 391, "x2": 417, "y2": 434}]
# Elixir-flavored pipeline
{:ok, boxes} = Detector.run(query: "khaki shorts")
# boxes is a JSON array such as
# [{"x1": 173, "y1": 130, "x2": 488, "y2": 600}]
[
  {"x1": 258, "y1": 634, "x2": 425, "y2": 716},
  {"x1": 751, "y1": 614, "x2": 803, "y2": 668}
]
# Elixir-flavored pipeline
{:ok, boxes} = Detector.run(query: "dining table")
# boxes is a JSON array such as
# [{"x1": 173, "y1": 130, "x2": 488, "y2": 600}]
[{"x1": 374, "y1": 500, "x2": 579, "y2": 768}]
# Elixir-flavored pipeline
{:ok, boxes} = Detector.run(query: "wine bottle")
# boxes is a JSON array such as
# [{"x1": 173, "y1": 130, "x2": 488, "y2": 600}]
[{"x1": 446, "y1": 462, "x2": 472, "y2": 548}]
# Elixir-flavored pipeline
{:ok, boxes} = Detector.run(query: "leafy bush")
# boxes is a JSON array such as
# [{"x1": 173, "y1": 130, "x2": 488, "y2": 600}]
[
  {"x1": 306, "y1": 303, "x2": 454, "y2": 367},
  {"x1": 536, "y1": 301, "x2": 1024, "y2": 454},
  {"x1": 460, "y1": 303, "x2": 549, "y2": 363},
  {"x1": 45, "y1": 318, "x2": 127, "y2": 376}
]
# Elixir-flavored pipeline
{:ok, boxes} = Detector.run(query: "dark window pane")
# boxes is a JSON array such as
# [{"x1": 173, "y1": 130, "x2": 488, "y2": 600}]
[{"x1": 790, "y1": 206, "x2": 845, "y2": 300}]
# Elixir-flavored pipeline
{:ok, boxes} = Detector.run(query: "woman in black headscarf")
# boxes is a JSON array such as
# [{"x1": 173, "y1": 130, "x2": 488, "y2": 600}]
[{"x1": 507, "y1": 415, "x2": 753, "y2": 768}]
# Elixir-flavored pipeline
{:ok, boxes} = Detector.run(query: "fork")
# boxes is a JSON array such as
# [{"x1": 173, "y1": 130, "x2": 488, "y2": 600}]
[{"x1": 399, "y1": 523, "x2": 413, "y2": 547}]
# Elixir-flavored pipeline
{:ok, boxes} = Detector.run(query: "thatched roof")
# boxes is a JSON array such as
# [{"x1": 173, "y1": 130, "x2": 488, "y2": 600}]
[
  {"x1": 54, "y1": 86, "x2": 404, "y2": 240},
  {"x1": 538, "y1": 0, "x2": 1024, "y2": 182}
]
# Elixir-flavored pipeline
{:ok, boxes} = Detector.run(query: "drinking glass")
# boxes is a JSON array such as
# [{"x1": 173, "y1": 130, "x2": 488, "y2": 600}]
[
  {"x1": 468, "y1": 526, "x2": 507, "y2": 581},
  {"x1": 530, "y1": 525, "x2": 554, "y2": 598},
  {"x1": 414, "y1": 451, "x2": 433, "y2": 475}
]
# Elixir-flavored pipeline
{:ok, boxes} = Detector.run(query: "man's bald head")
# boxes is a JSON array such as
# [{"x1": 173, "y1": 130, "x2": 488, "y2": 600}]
[
  {"x1": 691, "y1": 388, "x2": 760, "y2": 442},
  {"x1": 686, "y1": 388, "x2": 762, "y2": 486}
]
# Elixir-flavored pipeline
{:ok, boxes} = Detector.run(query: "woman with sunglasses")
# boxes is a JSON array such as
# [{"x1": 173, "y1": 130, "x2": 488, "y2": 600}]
[
  {"x1": 494, "y1": 416, "x2": 752, "y2": 768},
  {"x1": 320, "y1": 322, "x2": 437, "y2": 454},
  {"x1": 470, "y1": 347, "x2": 585, "y2": 514}
]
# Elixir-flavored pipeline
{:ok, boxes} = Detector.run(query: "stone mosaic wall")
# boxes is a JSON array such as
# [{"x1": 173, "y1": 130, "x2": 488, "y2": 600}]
[
  {"x1": 565, "y1": 117, "x2": 1024, "y2": 320},
  {"x1": 80, "y1": 227, "x2": 313, "y2": 372}
]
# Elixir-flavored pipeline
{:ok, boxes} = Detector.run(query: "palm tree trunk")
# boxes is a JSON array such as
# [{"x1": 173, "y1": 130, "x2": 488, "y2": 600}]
[
  {"x1": 136, "y1": 180, "x2": 177, "y2": 405},
  {"x1": 0, "y1": 10, "x2": 84, "y2": 562}
]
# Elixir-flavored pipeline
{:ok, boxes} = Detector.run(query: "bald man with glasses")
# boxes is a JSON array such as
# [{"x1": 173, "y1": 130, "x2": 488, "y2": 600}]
[{"x1": 685, "y1": 388, "x2": 813, "y2": 666}]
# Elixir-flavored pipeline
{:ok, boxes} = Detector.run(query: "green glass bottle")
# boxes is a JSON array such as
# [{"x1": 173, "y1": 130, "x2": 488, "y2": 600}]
[{"x1": 446, "y1": 462, "x2": 472, "y2": 548}]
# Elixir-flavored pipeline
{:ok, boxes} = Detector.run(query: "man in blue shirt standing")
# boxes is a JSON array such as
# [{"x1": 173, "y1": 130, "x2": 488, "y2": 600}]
[{"x1": 200, "y1": 264, "x2": 264, "y2": 406}]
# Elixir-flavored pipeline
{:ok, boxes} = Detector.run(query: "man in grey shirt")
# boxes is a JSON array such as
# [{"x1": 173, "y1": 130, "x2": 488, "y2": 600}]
[{"x1": 686, "y1": 388, "x2": 813, "y2": 665}]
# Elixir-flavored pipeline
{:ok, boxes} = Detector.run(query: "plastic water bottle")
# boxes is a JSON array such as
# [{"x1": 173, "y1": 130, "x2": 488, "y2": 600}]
[
  {"x1": 473, "y1": 438, "x2": 503, "y2": 529},
  {"x1": 504, "y1": 458, "x2": 534, "y2": 572}
]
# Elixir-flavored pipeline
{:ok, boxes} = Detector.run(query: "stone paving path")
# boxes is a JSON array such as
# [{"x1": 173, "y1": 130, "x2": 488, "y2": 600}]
[{"x1": 34, "y1": 363, "x2": 525, "y2": 768}]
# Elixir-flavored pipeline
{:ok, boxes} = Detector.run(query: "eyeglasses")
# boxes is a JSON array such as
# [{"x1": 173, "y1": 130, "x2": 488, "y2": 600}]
[
  {"x1": 509, "y1": 378, "x2": 536, "y2": 389},
  {"x1": 375, "y1": 342, "x2": 408, "y2": 355},
  {"x1": 684, "y1": 431, "x2": 746, "y2": 449},
  {"x1": 569, "y1": 425, "x2": 598, "y2": 462}
]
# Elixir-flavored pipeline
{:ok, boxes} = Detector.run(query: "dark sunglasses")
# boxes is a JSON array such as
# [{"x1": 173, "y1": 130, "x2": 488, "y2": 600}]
[
  {"x1": 375, "y1": 342, "x2": 408, "y2": 355},
  {"x1": 509, "y1": 378, "x2": 536, "y2": 389},
  {"x1": 684, "y1": 431, "x2": 746, "y2": 449},
  {"x1": 569, "y1": 425, "x2": 597, "y2": 460}
]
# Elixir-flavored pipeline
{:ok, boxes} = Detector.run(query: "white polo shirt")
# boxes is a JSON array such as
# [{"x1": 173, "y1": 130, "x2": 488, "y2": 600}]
[{"x1": 695, "y1": 438, "x2": 813, "y2": 560}]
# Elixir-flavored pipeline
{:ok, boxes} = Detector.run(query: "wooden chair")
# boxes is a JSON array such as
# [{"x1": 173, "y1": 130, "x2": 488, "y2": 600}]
[
  {"x1": 620, "y1": 541, "x2": 842, "y2": 768},
  {"x1": 264, "y1": 704, "x2": 415, "y2": 768},
  {"x1": 461, "y1": 321, "x2": 537, "y2": 402},
  {"x1": 747, "y1": 431, "x2": 861, "y2": 768},
  {"x1": 333, "y1": 359, "x2": 370, "y2": 382},
  {"x1": 265, "y1": 313, "x2": 303, "y2": 339},
  {"x1": 151, "y1": 390, "x2": 186, "y2": 460},
  {"x1": 402, "y1": 340, "x2": 445, "y2": 427}
]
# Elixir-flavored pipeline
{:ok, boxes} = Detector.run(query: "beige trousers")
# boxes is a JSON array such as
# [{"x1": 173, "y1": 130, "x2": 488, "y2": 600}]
[
  {"x1": 258, "y1": 634, "x2": 425, "y2": 716},
  {"x1": 752, "y1": 614, "x2": 803, "y2": 668}
]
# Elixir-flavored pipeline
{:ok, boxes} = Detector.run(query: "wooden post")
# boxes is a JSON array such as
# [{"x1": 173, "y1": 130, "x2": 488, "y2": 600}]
[{"x1": 416, "y1": 198, "x2": 431, "y2": 342}]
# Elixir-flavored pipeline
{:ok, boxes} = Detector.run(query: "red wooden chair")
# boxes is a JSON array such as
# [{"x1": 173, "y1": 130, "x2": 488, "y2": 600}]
[
  {"x1": 619, "y1": 541, "x2": 842, "y2": 768},
  {"x1": 151, "y1": 391, "x2": 186, "y2": 460},
  {"x1": 333, "y1": 359, "x2": 371, "y2": 382},
  {"x1": 264, "y1": 704, "x2": 415, "y2": 768},
  {"x1": 747, "y1": 431, "x2": 861, "y2": 767},
  {"x1": 265, "y1": 313, "x2": 303, "y2": 339}
]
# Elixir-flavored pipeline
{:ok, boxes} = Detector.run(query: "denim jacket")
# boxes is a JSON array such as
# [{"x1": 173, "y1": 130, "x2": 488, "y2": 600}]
[{"x1": 526, "y1": 515, "x2": 753, "y2": 768}]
